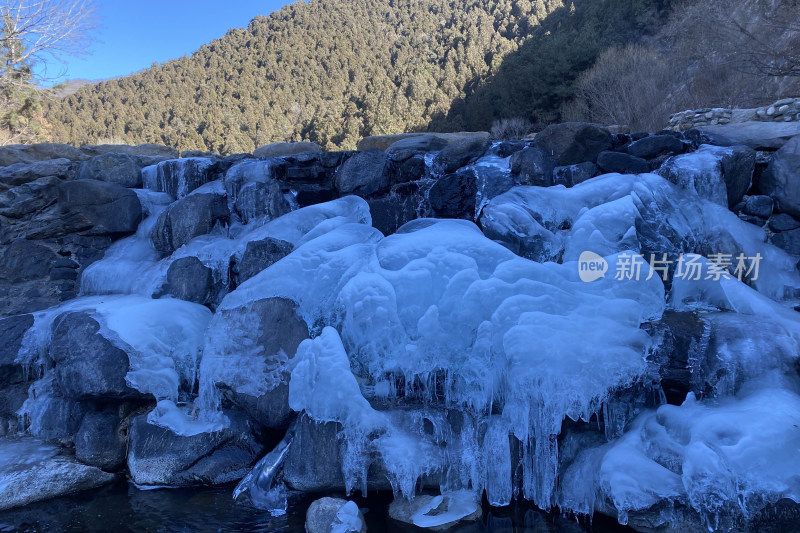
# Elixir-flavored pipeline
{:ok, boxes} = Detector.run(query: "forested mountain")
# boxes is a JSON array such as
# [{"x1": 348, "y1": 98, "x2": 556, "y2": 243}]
[{"x1": 43, "y1": 0, "x2": 669, "y2": 153}]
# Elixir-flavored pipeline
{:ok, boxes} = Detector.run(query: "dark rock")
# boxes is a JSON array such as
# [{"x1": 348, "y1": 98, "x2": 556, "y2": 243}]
[
  {"x1": 283, "y1": 415, "x2": 345, "y2": 491},
  {"x1": 428, "y1": 171, "x2": 478, "y2": 219},
  {"x1": 237, "y1": 238, "x2": 294, "y2": 284},
  {"x1": 368, "y1": 195, "x2": 419, "y2": 236},
  {"x1": 79, "y1": 153, "x2": 142, "y2": 188},
  {"x1": 49, "y1": 267, "x2": 78, "y2": 281},
  {"x1": 493, "y1": 140, "x2": 526, "y2": 158},
  {"x1": 535, "y1": 122, "x2": 612, "y2": 165},
  {"x1": 392, "y1": 154, "x2": 427, "y2": 183},
  {"x1": 761, "y1": 136, "x2": 800, "y2": 219},
  {"x1": 0, "y1": 158, "x2": 76, "y2": 187},
  {"x1": 626, "y1": 134, "x2": 684, "y2": 159},
  {"x1": 0, "y1": 313, "x2": 33, "y2": 387},
  {"x1": 75, "y1": 411, "x2": 127, "y2": 471},
  {"x1": 552, "y1": 162, "x2": 598, "y2": 187},
  {"x1": 743, "y1": 195, "x2": 773, "y2": 219},
  {"x1": 0, "y1": 143, "x2": 89, "y2": 167},
  {"x1": 127, "y1": 410, "x2": 264, "y2": 487},
  {"x1": 596, "y1": 151, "x2": 650, "y2": 174},
  {"x1": 58, "y1": 179, "x2": 142, "y2": 236},
  {"x1": 234, "y1": 180, "x2": 290, "y2": 224},
  {"x1": 769, "y1": 213, "x2": 800, "y2": 232},
  {"x1": 151, "y1": 183, "x2": 229, "y2": 255},
  {"x1": 771, "y1": 228, "x2": 800, "y2": 256},
  {"x1": 334, "y1": 149, "x2": 389, "y2": 196},
  {"x1": 720, "y1": 145, "x2": 757, "y2": 208},
  {"x1": 510, "y1": 147, "x2": 556, "y2": 187},
  {"x1": 164, "y1": 257, "x2": 215, "y2": 304},
  {"x1": 433, "y1": 136, "x2": 491, "y2": 174},
  {"x1": 224, "y1": 298, "x2": 308, "y2": 428},
  {"x1": 294, "y1": 184, "x2": 337, "y2": 207},
  {"x1": 24, "y1": 394, "x2": 88, "y2": 441},
  {"x1": 0, "y1": 239, "x2": 57, "y2": 282},
  {"x1": 50, "y1": 312, "x2": 142, "y2": 401},
  {"x1": 0, "y1": 176, "x2": 61, "y2": 220}
]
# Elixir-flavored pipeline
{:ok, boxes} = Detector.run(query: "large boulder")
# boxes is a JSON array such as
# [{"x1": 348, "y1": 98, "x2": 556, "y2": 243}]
[
  {"x1": 626, "y1": 134, "x2": 684, "y2": 159},
  {"x1": 0, "y1": 239, "x2": 57, "y2": 283},
  {"x1": 334, "y1": 149, "x2": 389, "y2": 196},
  {"x1": 369, "y1": 131, "x2": 489, "y2": 155},
  {"x1": 74, "y1": 410, "x2": 127, "y2": 471},
  {"x1": 769, "y1": 213, "x2": 800, "y2": 232},
  {"x1": 761, "y1": 136, "x2": 800, "y2": 218},
  {"x1": 164, "y1": 257, "x2": 215, "y2": 305},
  {"x1": 236, "y1": 238, "x2": 293, "y2": 284},
  {"x1": 306, "y1": 498, "x2": 366, "y2": 533},
  {"x1": 234, "y1": 180, "x2": 290, "y2": 224},
  {"x1": 0, "y1": 143, "x2": 89, "y2": 167},
  {"x1": 743, "y1": 195, "x2": 773, "y2": 219},
  {"x1": 0, "y1": 176, "x2": 61, "y2": 221},
  {"x1": 0, "y1": 439, "x2": 115, "y2": 511},
  {"x1": 552, "y1": 162, "x2": 598, "y2": 187},
  {"x1": 428, "y1": 171, "x2": 478, "y2": 219},
  {"x1": 535, "y1": 122, "x2": 612, "y2": 165},
  {"x1": 283, "y1": 415, "x2": 346, "y2": 491},
  {"x1": 79, "y1": 153, "x2": 142, "y2": 188},
  {"x1": 699, "y1": 122, "x2": 800, "y2": 150},
  {"x1": 49, "y1": 312, "x2": 141, "y2": 401},
  {"x1": 510, "y1": 146, "x2": 556, "y2": 187},
  {"x1": 0, "y1": 158, "x2": 76, "y2": 187},
  {"x1": 58, "y1": 179, "x2": 142, "y2": 236},
  {"x1": 596, "y1": 151, "x2": 650, "y2": 175},
  {"x1": 253, "y1": 142, "x2": 322, "y2": 158},
  {"x1": 432, "y1": 135, "x2": 491, "y2": 174},
  {"x1": 223, "y1": 297, "x2": 308, "y2": 428},
  {"x1": 386, "y1": 134, "x2": 449, "y2": 162},
  {"x1": 770, "y1": 228, "x2": 800, "y2": 256},
  {"x1": 146, "y1": 158, "x2": 220, "y2": 199},
  {"x1": 80, "y1": 143, "x2": 178, "y2": 160},
  {"x1": 368, "y1": 194, "x2": 418, "y2": 236},
  {"x1": 151, "y1": 182, "x2": 229, "y2": 255},
  {"x1": 127, "y1": 410, "x2": 264, "y2": 487},
  {"x1": 0, "y1": 313, "x2": 32, "y2": 384}
]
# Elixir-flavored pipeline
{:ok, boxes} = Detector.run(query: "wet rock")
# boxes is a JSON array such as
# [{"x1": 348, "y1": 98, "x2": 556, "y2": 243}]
[
  {"x1": 151, "y1": 182, "x2": 229, "y2": 255},
  {"x1": 0, "y1": 439, "x2": 115, "y2": 512},
  {"x1": 50, "y1": 312, "x2": 142, "y2": 401},
  {"x1": 58, "y1": 179, "x2": 142, "y2": 236},
  {"x1": 237, "y1": 238, "x2": 293, "y2": 284},
  {"x1": 510, "y1": 146, "x2": 556, "y2": 187},
  {"x1": 79, "y1": 153, "x2": 142, "y2": 188},
  {"x1": 552, "y1": 162, "x2": 598, "y2": 187},
  {"x1": 626, "y1": 134, "x2": 684, "y2": 159},
  {"x1": 0, "y1": 158, "x2": 76, "y2": 186},
  {"x1": 428, "y1": 171, "x2": 477, "y2": 219},
  {"x1": 306, "y1": 498, "x2": 366, "y2": 533},
  {"x1": 334, "y1": 149, "x2": 389, "y2": 196},
  {"x1": 164, "y1": 257, "x2": 215, "y2": 304},
  {"x1": 75, "y1": 410, "x2": 127, "y2": 471},
  {"x1": 392, "y1": 154, "x2": 427, "y2": 183},
  {"x1": 596, "y1": 151, "x2": 650, "y2": 175},
  {"x1": 127, "y1": 410, "x2": 264, "y2": 487},
  {"x1": 0, "y1": 239, "x2": 57, "y2": 282},
  {"x1": 761, "y1": 136, "x2": 800, "y2": 219},
  {"x1": 253, "y1": 142, "x2": 322, "y2": 158},
  {"x1": 432, "y1": 136, "x2": 490, "y2": 174},
  {"x1": 769, "y1": 213, "x2": 800, "y2": 233},
  {"x1": 535, "y1": 122, "x2": 612, "y2": 165}
]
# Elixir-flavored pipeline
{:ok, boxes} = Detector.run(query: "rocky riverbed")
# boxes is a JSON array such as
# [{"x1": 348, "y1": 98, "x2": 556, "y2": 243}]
[{"x1": 2, "y1": 122, "x2": 800, "y2": 532}]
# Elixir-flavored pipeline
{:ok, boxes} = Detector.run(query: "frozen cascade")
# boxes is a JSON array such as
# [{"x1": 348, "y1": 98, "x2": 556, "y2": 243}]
[{"x1": 199, "y1": 211, "x2": 665, "y2": 509}]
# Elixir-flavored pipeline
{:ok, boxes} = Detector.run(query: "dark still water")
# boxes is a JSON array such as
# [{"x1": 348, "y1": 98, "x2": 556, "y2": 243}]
[{"x1": 0, "y1": 481, "x2": 634, "y2": 533}]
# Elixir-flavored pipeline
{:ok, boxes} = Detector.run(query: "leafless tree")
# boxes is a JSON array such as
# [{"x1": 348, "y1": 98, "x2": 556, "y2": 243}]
[{"x1": 1, "y1": 0, "x2": 97, "y2": 80}]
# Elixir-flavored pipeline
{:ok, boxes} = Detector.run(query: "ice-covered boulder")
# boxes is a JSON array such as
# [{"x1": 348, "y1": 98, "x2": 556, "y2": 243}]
[
  {"x1": 142, "y1": 157, "x2": 219, "y2": 199},
  {"x1": 151, "y1": 180, "x2": 229, "y2": 255},
  {"x1": 306, "y1": 497, "x2": 366, "y2": 533}
]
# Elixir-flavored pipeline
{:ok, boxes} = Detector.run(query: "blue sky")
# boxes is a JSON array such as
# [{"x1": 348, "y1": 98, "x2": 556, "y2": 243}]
[{"x1": 38, "y1": 0, "x2": 291, "y2": 85}]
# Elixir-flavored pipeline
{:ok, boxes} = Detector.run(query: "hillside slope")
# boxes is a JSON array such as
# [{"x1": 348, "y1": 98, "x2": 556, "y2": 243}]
[{"x1": 43, "y1": 0, "x2": 668, "y2": 153}]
